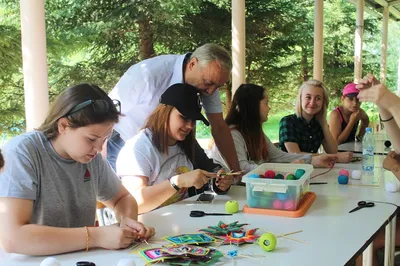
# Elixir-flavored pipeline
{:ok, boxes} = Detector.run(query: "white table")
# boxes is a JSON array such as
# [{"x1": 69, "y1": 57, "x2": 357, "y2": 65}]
[{"x1": 2, "y1": 164, "x2": 399, "y2": 266}]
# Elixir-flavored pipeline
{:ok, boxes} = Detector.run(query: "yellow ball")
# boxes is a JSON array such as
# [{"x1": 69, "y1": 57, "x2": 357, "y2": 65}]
[
  {"x1": 225, "y1": 200, "x2": 239, "y2": 214},
  {"x1": 258, "y1": 233, "x2": 277, "y2": 251}
]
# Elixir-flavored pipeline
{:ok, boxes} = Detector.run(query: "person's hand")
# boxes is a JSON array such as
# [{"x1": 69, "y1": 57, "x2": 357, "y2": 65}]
[
  {"x1": 120, "y1": 217, "x2": 155, "y2": 240},
  {"x1": 215, "y1": 169, "x2": 233, "y2": 191},
  {"x1": 314, "y1": 108, "x2": 328, "y2": 127},
  {"x1": 349, "y1": 110, "x2": 361, "y2": 124},
  {"x1": 174, "y1": 169, "x2": 216, "y2": 189},
  {"x1": 356, "y1": 73, "x2": 380, "y2": 90},
  {"x1": 94, "y1": 224, "x2": 140, "y2": 250},
  {"x1": 337, "y1": 152, "x2": 353, "y2": 163},
  {"x1": 357, "y1": 74, "x2": 391, "y2": 106},
  {"x1": 383, "y1": 151, "x2": 400, "y2": 172},
  {"x1": 311, "y1": 154, "x2": 337, "y2": 168}
]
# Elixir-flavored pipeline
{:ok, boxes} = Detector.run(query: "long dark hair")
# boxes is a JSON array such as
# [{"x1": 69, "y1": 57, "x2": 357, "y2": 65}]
[
  {"x1": 225, "y1": 84, "x2": 268, "y2": 161},
  {"x1": 144, "y1": 104, "x2": 195, "y2": 161},
  {"x1": 38, "y1": 84, "x2": 120, "y2": 139}
]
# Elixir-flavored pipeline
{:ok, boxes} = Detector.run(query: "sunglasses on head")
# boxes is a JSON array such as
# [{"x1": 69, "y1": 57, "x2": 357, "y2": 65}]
[{"x1": 65, "y1": 99, "x2": 121, "y2": 117}]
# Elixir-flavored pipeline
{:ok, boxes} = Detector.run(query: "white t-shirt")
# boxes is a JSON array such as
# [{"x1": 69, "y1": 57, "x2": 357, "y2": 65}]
[
  {"x1": 109, "y1": 54, "x2": 223, "y2": 141},
  {"x1": 116, "y1": 129, "x2": 194, "y2": 206}
]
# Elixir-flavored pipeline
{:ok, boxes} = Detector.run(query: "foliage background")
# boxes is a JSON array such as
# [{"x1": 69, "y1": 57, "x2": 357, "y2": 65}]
[{"x1": 0, "y1": 0, "x2": 399, "y2": 142}]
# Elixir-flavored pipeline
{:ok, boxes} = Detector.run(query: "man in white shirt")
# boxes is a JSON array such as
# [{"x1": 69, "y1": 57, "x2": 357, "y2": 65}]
[{"x1": 107, "y1": 43, "x2": 241, "y2": 175}]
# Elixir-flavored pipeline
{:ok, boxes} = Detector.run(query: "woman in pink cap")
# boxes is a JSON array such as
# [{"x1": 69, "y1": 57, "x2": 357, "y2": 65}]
[{"x1": 328, "y1": 82, "x2": 369, "y2": 144}]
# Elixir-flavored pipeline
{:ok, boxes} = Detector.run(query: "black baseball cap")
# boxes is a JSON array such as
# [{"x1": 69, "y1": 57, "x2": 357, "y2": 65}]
[{"x1": 160, "y1": 83, "x2": 210, "y2": 126}]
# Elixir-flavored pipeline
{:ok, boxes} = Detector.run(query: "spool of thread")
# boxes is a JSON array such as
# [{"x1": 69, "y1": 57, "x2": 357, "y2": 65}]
[
  {"x1": 117, "y1": 259, "x2": 136, "y2": 266},
  {"x1": 338, "y1": 175, "x2": 349, "y2": 185},
  {"x1": 275, "y1": 173, "x2": 284, "y2": 179},
  {"x1": 40, "y1": 258, "x2": 61, "y2": 266},
  {"x1": 351, "y1": 170, "x2": 362, "y2": 180},
  {"x1": 225, "y1": 200, "x2": 239, "y2": 213},
  {"x1": 384, "y1": 140, "x2": 392, "y2": 148},
  {"x1": 258, "y1": 233, "x2": 277, "y2": 252},
  {"x1": 339, "y1": 169, "x2": 349, "y2": 177}
]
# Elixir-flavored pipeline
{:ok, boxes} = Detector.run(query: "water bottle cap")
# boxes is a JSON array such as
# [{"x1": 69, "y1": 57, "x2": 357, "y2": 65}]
[{"x1": 366, "y1": 127, "x2": 372, "y2": 132}]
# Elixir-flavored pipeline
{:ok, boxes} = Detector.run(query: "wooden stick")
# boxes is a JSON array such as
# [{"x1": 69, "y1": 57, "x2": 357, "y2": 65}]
[
  {"x1": 347, "y1": 184, "x2": 380, "y2": 188},
  {"x1": 275, "y1": 230, "x2": 303, "y2": 238},
  {"x1": 219, "y1": 170, "x2": 245, "y2": 176},
  {"x1": 279, "y1": 235, "x2": 309, "y2": 244}
]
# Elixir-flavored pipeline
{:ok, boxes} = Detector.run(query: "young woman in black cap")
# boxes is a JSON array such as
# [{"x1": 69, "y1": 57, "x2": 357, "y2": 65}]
[{"x1": 117, "y1": 83, "x2": 231, "y2": 214}]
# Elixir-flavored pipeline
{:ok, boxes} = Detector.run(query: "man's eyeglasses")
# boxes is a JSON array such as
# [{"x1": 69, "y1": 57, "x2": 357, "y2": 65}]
[{"x1": 65, "y1": 99, "x2": 121, "y2": 117}]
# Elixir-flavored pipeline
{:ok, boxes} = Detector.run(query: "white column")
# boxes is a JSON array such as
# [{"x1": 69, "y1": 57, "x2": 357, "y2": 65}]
[
  {"x1": 20, "y1": 0, "x2": 49, "y2": 131},
  {"x1": 354, "y1": 0, "x2": 364, "y2": 83},
  {"x1": 362, "y1": 242, "x2": 373, "y2": 266},
  {"x1": 231, "y1": 0, "x2": 246, "y2": 95},
  {"x1": 380, "y1": 6, "x2": 389, "y2": 84},
  {"x1": 397, "y1": 55, "x2": 400, "y2": 96},
  {"x1": 313, "y1": 0, "x2": 324, "y2": 81}
]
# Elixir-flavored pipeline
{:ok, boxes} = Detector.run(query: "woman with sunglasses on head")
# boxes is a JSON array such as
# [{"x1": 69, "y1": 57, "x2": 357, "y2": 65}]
[
  {"x1": 0, "y1": 84, "x2": 155, "y2": 256},
  {"x1": 117, "y1": 83, "x2": 231, "y2": 214},
  {"x1": 279, "y1": 80, "x2": 353, "y2": 163},
  {"x1": 210, "y1": 84, "x2": 337, "y2": 172}
]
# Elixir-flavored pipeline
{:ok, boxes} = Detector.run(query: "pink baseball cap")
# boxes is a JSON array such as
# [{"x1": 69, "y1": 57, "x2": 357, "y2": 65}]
[{"x1": 342, "y1": 83, "x2": 360, "y2": 96}]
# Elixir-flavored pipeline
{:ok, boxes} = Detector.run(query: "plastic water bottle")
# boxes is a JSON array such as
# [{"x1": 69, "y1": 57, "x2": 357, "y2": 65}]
[{"x1": 362, "y1": 127, "x2": 376, "y2": 184}]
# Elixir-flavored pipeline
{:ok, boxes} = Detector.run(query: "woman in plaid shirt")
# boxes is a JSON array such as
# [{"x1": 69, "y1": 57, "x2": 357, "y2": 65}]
[{"x1": 279, "y1": 80, "x2": 353, "y2": 163}]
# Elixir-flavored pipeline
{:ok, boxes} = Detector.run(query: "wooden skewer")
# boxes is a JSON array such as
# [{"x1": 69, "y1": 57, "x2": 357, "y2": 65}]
[
  {"x1": 219, "y1": 170, "x2": 245, "y2": 176},
  {"x1": 275, "y1": 230, "x2": 303, "y2": 238},
  {"x1": 347, "y1": 184, "x2": 380, "y2": 188},
  {"x1": 278, "y1": 235, "x2": 309, "y2": 244}
]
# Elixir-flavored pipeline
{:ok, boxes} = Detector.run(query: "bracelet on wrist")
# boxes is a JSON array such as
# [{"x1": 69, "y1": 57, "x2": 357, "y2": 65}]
[
  {"x1": 169, "y1": 176, "x2": 180, "y2": 191},
  {"x1": 379, "y1": 114, "x2": 394, "y2": 123},
  {"x1": 84, "y1": 226, "x2": 90, "y2": 252}
]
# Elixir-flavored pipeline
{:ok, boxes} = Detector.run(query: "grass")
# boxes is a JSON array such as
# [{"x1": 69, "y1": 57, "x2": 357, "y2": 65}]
[{"x1": 263, "y1": 112, "x2": 288, "y2": 143}]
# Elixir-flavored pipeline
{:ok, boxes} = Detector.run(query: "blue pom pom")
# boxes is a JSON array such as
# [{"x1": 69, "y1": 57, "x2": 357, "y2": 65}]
[
  {"x1": 276, "y1": 192, "x2": 288, "y2": 200},
  {"x1": 247, "y1": 173, "x2": 260, "y2": 179},
  {"x1": 338, "y1": 175, "x2": 349, "y2": 185},
  {"x1": 295, "y1": 169, "x2": 306, "y2": 179}
]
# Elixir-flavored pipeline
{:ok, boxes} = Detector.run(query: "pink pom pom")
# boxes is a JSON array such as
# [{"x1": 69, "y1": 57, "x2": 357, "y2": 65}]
[
  {"x1": 272, "y1": 199, "x2": 284, "y2": 210},
  {"x1": 284, "y1": 200, "x2": 296, "y2": 210},
  {"x1": 339, "y1": 169, "x2": 349, "y2": 177}
]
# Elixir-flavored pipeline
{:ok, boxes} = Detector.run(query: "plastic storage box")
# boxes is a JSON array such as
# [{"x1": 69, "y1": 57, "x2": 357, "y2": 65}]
[{"x1": 242, "y1": 163, "x2": 313, "y2": 211}]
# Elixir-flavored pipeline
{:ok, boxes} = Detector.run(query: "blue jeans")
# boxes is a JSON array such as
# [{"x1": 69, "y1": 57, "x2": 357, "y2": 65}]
[{"x1": 107, "y1": 130, "x2": 125, "y2": 171}]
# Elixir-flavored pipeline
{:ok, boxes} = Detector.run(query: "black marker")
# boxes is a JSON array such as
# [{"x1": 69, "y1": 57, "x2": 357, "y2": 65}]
[{"x1": 310, "y1": 182, "x2": 328, "y2": 185}]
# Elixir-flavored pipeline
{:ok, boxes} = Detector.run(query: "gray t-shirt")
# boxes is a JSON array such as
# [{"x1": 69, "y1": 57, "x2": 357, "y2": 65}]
[{"x1": 0, "y1": 131, "x2": 121, "y2": 228}]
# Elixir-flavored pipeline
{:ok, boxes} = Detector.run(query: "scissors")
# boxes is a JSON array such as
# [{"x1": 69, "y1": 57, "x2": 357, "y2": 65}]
[
  {"x1": 190, "y1": 210, "x2": 232, "y2": 217},
  {"x1": 349, "y1": 201, "x2": 375, "y2": 213}
]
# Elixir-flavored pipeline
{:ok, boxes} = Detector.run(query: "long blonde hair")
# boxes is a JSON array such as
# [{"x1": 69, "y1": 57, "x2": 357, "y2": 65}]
[{"x1": 295, "y1": 79, "x2": 329, "y2": 118}]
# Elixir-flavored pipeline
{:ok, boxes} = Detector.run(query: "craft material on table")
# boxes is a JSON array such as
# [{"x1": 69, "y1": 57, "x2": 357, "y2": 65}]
[{"x1": 199, "y1": 221, "x2": 248, "y2": 236}]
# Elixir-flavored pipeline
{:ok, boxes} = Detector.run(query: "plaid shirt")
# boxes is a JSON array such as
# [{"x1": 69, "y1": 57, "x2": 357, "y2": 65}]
[{"x1": 279, "y1": 114, "x2": 324, "y2": 153}]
